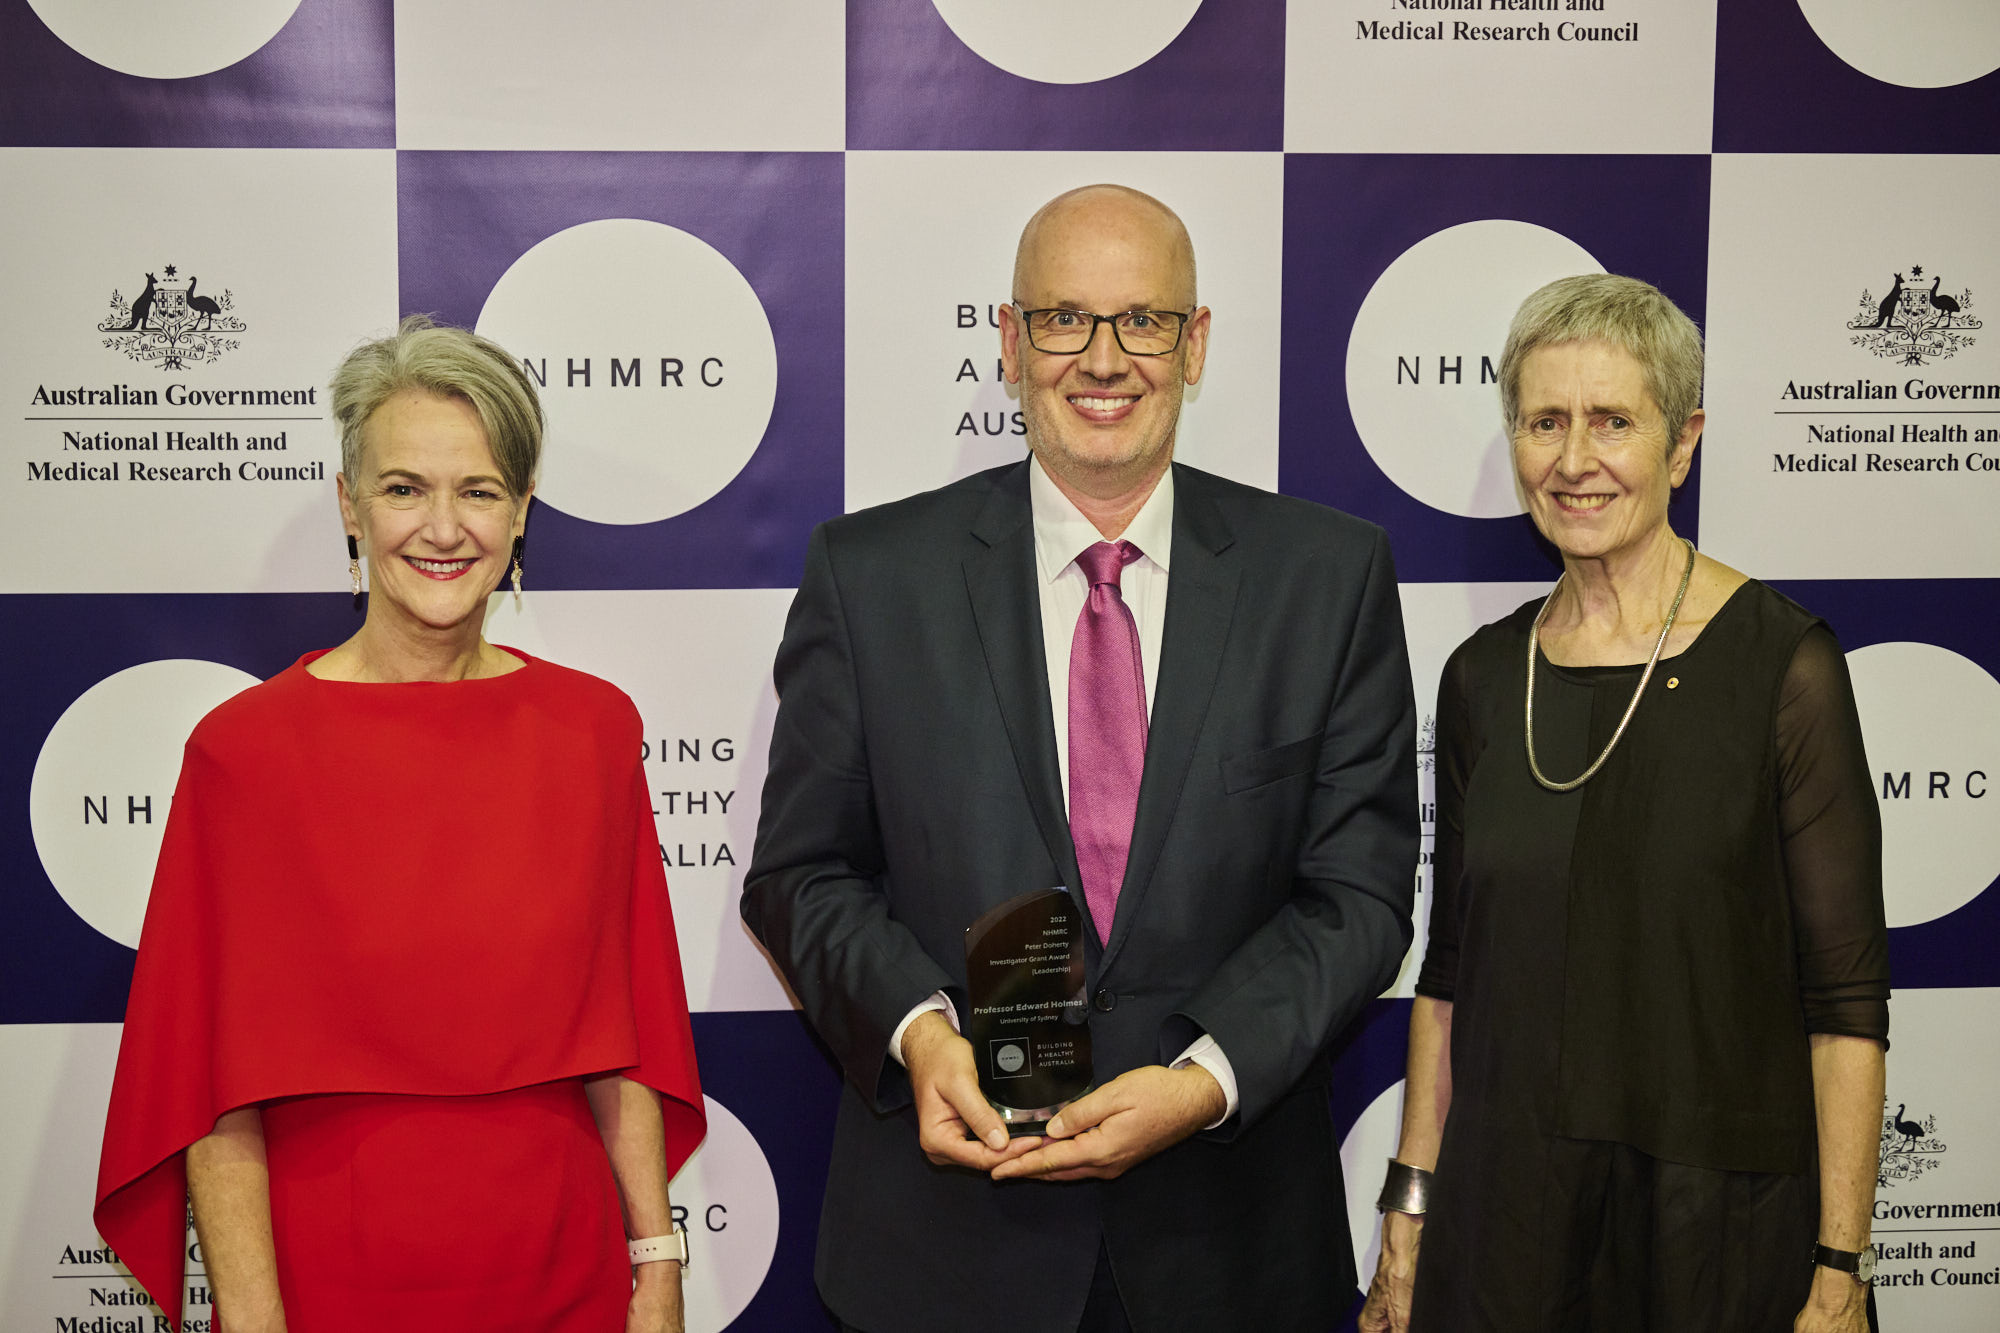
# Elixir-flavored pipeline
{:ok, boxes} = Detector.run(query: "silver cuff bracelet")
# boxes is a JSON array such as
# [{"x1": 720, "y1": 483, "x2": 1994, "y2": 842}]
[{"x1": 1376, "y1": 1158, "x2": 1433, "y2": 1215}]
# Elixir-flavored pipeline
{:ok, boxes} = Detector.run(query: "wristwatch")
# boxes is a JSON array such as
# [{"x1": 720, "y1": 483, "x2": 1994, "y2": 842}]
[
  {"x1": 629, "y1": 1225, "x2": 691, "y2": 1270},
  {"x1": 1812, "y1": 1242, "x2": 1874, "y2": 1286}
]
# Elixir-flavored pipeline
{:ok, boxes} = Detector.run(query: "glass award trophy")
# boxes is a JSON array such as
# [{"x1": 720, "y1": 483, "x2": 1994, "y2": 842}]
[{"x1": 963, "y1": 887, "x2": 1093, "y2": 1135}]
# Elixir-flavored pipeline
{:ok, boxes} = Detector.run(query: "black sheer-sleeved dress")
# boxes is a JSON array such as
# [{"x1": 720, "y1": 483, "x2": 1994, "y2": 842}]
[{"x1": 1408, "y1": 580, "x2": 1890, "y2": 1333}]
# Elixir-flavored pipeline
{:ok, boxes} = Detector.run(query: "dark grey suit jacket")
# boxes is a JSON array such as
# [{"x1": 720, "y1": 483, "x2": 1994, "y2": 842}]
[{"x1": 744, "y1": 460, "x2": 1418, "y2": 1333}]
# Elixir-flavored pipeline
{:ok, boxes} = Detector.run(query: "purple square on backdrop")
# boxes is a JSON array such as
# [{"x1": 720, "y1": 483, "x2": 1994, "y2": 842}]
[
  {"x1": 398, "y1": 151, "x2": 844, "y2": 592},
  {"x1": 1714, "y1": 0, "x2": 2000, "y2": 153},
  {"x1": 690, "y1": 1012, "x2": 843, "y2": 1331},
  {"x1": 1769, "y1": 577, "x2": 2000, "y2": 991},
  {"x1": 0, "y1": 592, "x2": 361, "y2": 1022},
  {"x1": 0, "y1": 0, "x2": 392, "y2": 148},
  {"x1": 1281, "y1": 154, "x2": 1712, "y2": 585},
  {"x1": 847, "y1": 0, "x2": 1282, "y2": 151}
]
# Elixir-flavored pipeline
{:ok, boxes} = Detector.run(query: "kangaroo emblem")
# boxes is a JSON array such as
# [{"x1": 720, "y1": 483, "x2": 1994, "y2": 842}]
[
  {"x1": 124, "y1": 272, "x2": 159, "y2": 331},
  {"x1": 1862, "y1": 273, "x2": 1904, "y2": 330}
]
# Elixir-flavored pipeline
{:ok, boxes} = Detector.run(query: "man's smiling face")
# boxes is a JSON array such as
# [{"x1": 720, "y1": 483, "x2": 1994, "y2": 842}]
[{"x1": 1001, "y1": 187, "x2": 1209, "y2": 496}]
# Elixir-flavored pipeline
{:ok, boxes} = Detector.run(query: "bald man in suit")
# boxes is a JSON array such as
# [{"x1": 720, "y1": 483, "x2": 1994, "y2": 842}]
[{"x1": 746, "y1": 184, "x2": 1418, "y2": 1333}]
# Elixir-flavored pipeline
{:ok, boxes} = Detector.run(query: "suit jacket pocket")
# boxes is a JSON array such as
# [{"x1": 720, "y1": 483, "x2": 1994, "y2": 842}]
[{"x1": 1220, "y1": 733, "x2": 1321, "y2": 794}]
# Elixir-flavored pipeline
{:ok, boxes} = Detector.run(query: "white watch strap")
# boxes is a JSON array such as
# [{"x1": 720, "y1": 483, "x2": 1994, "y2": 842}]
[{"x1": 628, "y1": 1228, "x2": 689, "y2": 1269}]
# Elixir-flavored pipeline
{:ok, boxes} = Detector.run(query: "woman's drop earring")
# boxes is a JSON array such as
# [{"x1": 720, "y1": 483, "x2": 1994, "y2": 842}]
[
  {"x1": 510, "y1": 535, "x2": 525, "y2": 601},
  {"x1": 347, "y1": 535, "x2": 363, "y2": 611}
]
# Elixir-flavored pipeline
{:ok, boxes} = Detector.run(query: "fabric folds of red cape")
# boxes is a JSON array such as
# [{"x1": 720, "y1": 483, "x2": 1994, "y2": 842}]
[{"x1": 93, "y1": 652, "x2": 705, "y2": 1322}]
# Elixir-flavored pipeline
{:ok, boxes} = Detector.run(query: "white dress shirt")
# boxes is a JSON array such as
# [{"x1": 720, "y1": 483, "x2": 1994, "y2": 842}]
[{"x1": 889, "y1": 456, "x2": 1239, "y2": 1127}]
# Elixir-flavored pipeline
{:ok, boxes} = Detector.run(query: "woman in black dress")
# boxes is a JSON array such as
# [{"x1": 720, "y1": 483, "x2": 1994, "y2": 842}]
[{"x1": 1358, "y1": 275, "x2": 1888, "y2": 1333}]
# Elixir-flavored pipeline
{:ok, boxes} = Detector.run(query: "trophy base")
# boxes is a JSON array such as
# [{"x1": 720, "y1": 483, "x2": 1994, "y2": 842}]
[{"x1": 975, "y1": 1089, "x2": 1092, "y2": 1139}]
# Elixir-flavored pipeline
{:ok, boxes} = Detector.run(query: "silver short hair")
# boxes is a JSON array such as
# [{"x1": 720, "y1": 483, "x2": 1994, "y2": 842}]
[
  {"x1": 1498, "y1": 274, "x2": 1704, "y2": 445},
  {"x1": 329, "y1": 315, "x2": 543, "y2": 499}
]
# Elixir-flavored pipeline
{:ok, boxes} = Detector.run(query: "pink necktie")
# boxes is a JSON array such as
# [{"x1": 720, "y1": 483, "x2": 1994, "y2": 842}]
[{"x1": 1069, "y1": 540, "x2": 1148, "y2": 945}]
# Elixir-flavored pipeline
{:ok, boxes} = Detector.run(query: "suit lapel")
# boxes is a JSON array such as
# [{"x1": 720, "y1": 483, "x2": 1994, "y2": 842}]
[
  {"x1": 962, "y1": 465, "x2": 1086, "y2": 907},
  {"x1": 1101, "y1": 466, "x2": 1239, "y2": 973}
]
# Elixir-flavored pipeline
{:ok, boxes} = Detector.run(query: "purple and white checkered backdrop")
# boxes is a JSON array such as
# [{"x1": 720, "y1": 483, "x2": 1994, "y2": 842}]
[{"x1": 4, "y1": 1, "x2": 1996, "y2": 1326}]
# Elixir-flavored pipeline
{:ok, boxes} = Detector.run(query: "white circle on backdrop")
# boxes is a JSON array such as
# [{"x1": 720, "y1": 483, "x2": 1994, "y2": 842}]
[
  {"x1": 29, "y1": 660, "x2": 260, "y2": 948},
  {"x1": 1796, "y1": 0, "x2": 2000, "y2": 89},
  {"x1": 25, "y1": 0, "x2": 302, "y2": 78},
  {"x1": 476, "y1": 219, "x2": 778, "y2": 526},
  {"x1": 1345, "y1": 221, "x2": 1603, "y2": 520},
  {"x1": 672, "y1": 1095, "x2": 781, "y2": 1332},
  {"x1": 1339, "y1": 1080, "x2": 1406, "y2": 1289},
  {"x1": 1846, "y1": 641, "x2": 2000, "y2": 928},
  {"x1": 930, "y1": 0, "x2": 1203, "y2": 84}
]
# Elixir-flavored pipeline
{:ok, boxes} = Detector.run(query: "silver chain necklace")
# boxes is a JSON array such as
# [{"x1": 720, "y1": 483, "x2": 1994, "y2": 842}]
[{"x1": 1524, "y1": 537, "x2": 1696, "y2": 793}]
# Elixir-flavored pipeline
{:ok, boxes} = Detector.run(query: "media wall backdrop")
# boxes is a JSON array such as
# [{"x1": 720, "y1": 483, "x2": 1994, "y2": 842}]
[{"x1": 4, "y1": 2, "x2": 1998, "y2": 1327}]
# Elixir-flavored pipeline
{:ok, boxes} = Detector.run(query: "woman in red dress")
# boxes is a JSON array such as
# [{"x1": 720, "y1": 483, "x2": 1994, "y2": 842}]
[{"x1": 95, "y1": 316, "x2": 705, "y2": 1333}]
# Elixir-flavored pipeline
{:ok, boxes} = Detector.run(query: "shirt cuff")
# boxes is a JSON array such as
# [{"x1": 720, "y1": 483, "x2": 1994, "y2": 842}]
[
  {"x1": 888, "y1": 992, "x2": 959, "y2": 1067},
  {"x1": 1170, "y1": 1034, "x2": 1238, "y2": 1130}
]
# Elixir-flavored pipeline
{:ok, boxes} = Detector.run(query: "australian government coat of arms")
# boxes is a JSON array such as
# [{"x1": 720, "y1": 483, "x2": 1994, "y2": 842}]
[
  {"x1": 1846, "y1": 264, "x2": 1979, "y2": 367},
  {"x1": 96, "y1": 264, "x2": 248, "y2": 371}
]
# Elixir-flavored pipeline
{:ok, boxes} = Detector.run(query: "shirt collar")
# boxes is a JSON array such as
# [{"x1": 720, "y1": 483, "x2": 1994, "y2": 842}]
[{"x1": 1028, "y1": 454, "x2": 1175, "y2": 586}]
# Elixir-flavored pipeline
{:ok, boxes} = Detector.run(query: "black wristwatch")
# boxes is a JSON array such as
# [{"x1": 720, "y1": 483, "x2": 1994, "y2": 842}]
[{"x1": 1813, "y1": 1243, "x2": 1875, "y2": 1286}]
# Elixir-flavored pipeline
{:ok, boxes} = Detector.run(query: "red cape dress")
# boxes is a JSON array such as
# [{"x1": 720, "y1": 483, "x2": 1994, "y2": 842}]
[{"x1": 94, "y1": 649, "x2": 705, "y2": 1330}]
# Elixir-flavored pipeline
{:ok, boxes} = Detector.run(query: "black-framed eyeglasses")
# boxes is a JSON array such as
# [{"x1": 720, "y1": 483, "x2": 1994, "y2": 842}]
[{"x1": 1014, "y1": 306, "x2": 1192, "y2": 356}]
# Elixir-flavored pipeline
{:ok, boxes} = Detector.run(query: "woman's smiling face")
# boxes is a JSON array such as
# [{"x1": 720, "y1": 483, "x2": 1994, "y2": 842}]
[
  {"x1": 1511, "y1": 339, "x2": 1699, "y2": 565},
  {"x1": 340, "y1": 389, "x2": 529, "y2": 634}
]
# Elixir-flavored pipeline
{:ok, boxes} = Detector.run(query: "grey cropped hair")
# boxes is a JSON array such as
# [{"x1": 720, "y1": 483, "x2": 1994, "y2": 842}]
[
  {"x1": 329, "y1": 314, "x2": 544, "y2": 498},
  {"x1": 1498, "y1": 274, "x2": 1705, "y2": 446}
]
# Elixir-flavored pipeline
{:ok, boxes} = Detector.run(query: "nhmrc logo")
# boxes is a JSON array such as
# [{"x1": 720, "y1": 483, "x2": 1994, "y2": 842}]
[
  {"x1": 1796, "y1": 0, "x2": 2000, "y2": 90},
  {"x1": 929, "y1": 0, "x2": 1203, "y2": 84},
  {"x1": 1344, "y1": 219, "x2": 1602, "y2": 519},
  {"x1": 29, "y1": 659, "x2": 258, "y2": 948},
  {"x1": 26, "y1": 0, "x2": 302, "y2": 78},
  {"x1": 1846, "y1": 641, "x2": 2000, "y2": 929},
  {"x1": 476, "y1": 219, "x2": 777, "y2": 527},
  {"x1": 673, "y1": 1096, "x2": 780, "y2": 1332}
]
